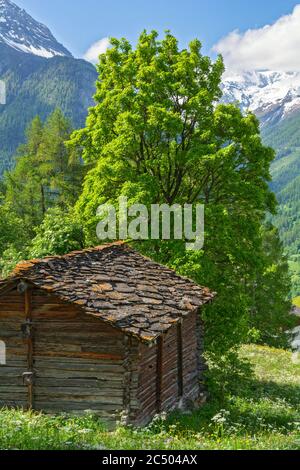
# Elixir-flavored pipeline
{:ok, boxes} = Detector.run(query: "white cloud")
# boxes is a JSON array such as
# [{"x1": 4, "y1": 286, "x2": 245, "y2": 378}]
[
  {"x1": 84, "y1": 37, "x2": 110, "y2": 63},
  {"x1": 213, "y1": 5, "x2": 300, "y2": 73}
]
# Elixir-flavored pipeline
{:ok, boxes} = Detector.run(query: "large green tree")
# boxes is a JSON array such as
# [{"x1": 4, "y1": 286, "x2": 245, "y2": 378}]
[{"x1": 71, "y1": 32, "x2": 291, "y2": 374}]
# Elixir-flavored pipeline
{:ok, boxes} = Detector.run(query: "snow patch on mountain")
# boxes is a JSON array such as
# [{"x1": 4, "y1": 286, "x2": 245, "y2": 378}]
[
  {"x1": 0, "y1": 0, "x2": 72, "y2": 58},
  {"x1": 222, "y1": 70, "x2": 300, "y2": 126}
]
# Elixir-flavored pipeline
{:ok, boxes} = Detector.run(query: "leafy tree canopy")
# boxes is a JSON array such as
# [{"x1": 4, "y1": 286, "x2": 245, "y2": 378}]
[
  {"x1": 69, "y1": 31, "x2": 285, "y2": 364},
  {"x1": 29, "y1": 207, "x2": 85, "y2": 259}
]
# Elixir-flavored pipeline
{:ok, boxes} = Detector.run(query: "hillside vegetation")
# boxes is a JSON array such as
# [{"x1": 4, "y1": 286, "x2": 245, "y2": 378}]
[
  {"x1": 263, "y1": 113, "x2": 300, "y2": 297},
  {"x1": 0, "y1": 345, "x2": 299, "y2": 450},
  {"x1": 0, "y1": 43, "x2": 97, "y2": 174}
]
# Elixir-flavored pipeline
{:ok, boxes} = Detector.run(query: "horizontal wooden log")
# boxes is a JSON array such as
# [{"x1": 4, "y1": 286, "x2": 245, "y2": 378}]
[
  {"x1": 34, "y1": 378, "x2": 124, "y2": 388},
  {"x1": 0, "y1": 366, "x2": 27, "y2": 376},
  {"x1": 0, "y1": 385, "x2": 27, "y2": 392},
  {"x1": 34, "y1": 369, "x2": 124, "y2": 380},
  {"x1": 0, "y1": 401, "x2": 27, "y2": 408},
  {"x1": 32, "y1": 350, "x2": 123, "y2": 361},
  {"x1": 33, "y1": 355, "x2": 124, "y2": 367},
  {"x1": 33, "y1": 388, "x2": 124, "y2": 399},
  {"x1": 33, "y1": 401, "x2": 123, "y2": 411}
]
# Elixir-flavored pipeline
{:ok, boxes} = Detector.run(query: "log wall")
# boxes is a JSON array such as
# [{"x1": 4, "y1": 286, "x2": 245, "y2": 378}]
[
  {"x1": 160, "y1": 325, "x2": 180, "y2": 412},
  {"x1": 31, "y1": 289, "x2": 129, "y2": 423},
  {"x1": 134, "y1": 311, "x2": 203, "y2": 426},
  {"x1": 0, "y1": 288, "x2": 28, "y2": 408},
  {"x1": 134, "y1": 342, "x2": 158, "y2": 426},
  {"x1": 0, "y1": 287, "x2": 137, "y2": 424},
  {"x1": 182, "y1": 311, "x2": 200, "y2": 401},
  {"x1": 0, "y1": 285, "x2": 205, "y2": 426}
]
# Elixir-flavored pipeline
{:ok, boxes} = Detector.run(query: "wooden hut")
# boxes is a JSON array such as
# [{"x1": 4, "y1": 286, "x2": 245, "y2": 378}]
[{"x1": 0, "y1": 242, "x2": 215, "y2": 426}]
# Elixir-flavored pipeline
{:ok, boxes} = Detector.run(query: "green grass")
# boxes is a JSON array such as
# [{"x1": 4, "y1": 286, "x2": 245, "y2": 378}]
[
  {"x1": 293, "y1": 297, "x2": 300, "y2": 308},
  {"x1": 0, "y1": 345, "x2": 300, "y2": 450}
]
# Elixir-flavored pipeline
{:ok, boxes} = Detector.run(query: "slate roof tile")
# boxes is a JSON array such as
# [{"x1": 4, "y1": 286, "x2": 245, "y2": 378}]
[{"x1": 1, "y1": 242, "x2": 216, "y2": 342}]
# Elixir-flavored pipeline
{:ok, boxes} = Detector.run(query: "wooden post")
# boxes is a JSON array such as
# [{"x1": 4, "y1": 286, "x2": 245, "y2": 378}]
[
  {"x1": 123, "y1": 335, "x2": 132, "y2": 424},
  {"x1": 25, "y1": 287, "x2": 34, "y2": 410},
  {"x1": 177, "y1": 322, "x2": 183, "y2": 398},
  {"x1": 156, "y1": 336, "x2": 163, "y2": 413}
]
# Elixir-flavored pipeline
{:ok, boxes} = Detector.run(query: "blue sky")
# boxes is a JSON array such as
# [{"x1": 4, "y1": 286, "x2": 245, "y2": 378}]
[
  {"x1": 16, "y1": 0, "x2": 299, "y2": 56},
  {"x1": 15, "y1": 0, "x2": 300, "y2": 72}
]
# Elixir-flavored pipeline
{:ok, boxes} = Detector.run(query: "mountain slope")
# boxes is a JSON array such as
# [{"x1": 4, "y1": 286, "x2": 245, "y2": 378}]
[
  {"x1": 0, "y1": 0, "x2": 72, "y2": 58},
  {"x1": 262, "y1": 114, "x2": 300, "y2": 296},
  {"x1": 223, "y1": 70, "x2": 300, "y2": 127},
  {"x1": 223, "y1": 70, "x2": 300, "y2": 296},
  {"x1": 0, "y1": 42, "x2": 97, "y2": 173},
  {"x1": 0, "y1": 1, "x2": 97, "y2": 174}
]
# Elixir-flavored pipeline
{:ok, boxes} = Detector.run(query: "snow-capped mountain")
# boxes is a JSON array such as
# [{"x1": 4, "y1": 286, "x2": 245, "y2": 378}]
[
  {"x1": 222, "y1": 70, "x2": 300, "y2": 127},
  {"x1": 0, "y1": 0, "x2": 96, "y2": 174},
  {"x1": 0, "y1": 0, "x2": 72, "y2": 58}
]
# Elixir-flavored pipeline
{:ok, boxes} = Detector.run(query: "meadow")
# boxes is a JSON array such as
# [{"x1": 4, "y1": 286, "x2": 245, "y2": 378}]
[{"x1": 0, "y1": 345, "x2": 299, "y2": 451}]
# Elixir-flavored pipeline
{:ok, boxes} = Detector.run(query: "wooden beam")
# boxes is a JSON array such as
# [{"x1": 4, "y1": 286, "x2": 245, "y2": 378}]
[
  {"x1": 156, "y1": 336, "x2": 163, "y2": 413},
  {"x1": 25, "y1": 288, "x2": 32, "y2": 320},
  {"x1": 177, "y1": 322, "x2": 183, "y2": 398},
  {"x1": 32, "y1": 351, "x2": 123, "y2": 361},
  {"x1": 123, "y1": 335, "x2": 133, "y2": 423},
  {"x1": 25, "y1": 288, "x2": 34, "y2": 410},
  {"x1": 0, "y1": 281, "x2": 18, "y2": 297}
]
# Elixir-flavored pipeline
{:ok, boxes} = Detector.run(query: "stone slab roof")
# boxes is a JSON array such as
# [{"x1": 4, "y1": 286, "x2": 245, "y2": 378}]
[{"x1": 1, "y1": 242, "x2": 215, "y2": 342}]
